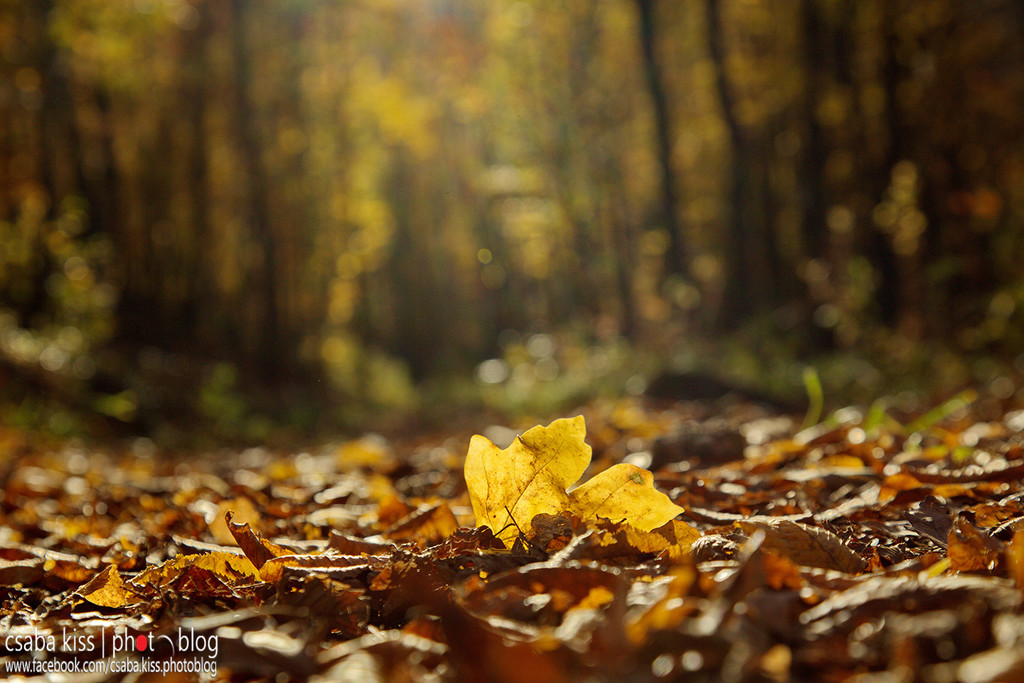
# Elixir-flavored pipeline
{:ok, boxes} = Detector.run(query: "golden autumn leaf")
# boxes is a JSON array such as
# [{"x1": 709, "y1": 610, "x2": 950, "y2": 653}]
[
  {"x1": 78, "y1": 565, "x2": 139, "y2": 608},
  {"x1": 131, "y1": 552, "x2": 260, "y2": 591},
  {"x1": 465, "y1": 416, "x2": 684, "y2": 545}
]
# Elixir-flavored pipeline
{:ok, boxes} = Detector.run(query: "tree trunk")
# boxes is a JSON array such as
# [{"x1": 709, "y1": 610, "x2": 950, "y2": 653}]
[
  {"x1": 181, "y1": 0, "x2": 212, "y2": 338},
  {"x1": 796, "y1": 0, "x2": 836, "y2": 352},
  {"x1": 705, "y1": 0, "x2": 775, "y2": 330},
  {"x1": 634, "y1": 0, "x2": 690, "y2": 281},
  {"x1": 798, "y1": 0, "x2": 827, "y2": 262},
  {"x1": 230, "y1": 0, "x2": 285, "y2": 384},
  {"x1": 878, "y1": 1, "x2": 918, "y2": 338}
]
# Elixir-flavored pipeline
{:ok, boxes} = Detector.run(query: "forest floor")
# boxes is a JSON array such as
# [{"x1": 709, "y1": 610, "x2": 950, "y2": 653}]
[{"x1": 0, "y1": 394, "x2": 1023, "y2": 682}]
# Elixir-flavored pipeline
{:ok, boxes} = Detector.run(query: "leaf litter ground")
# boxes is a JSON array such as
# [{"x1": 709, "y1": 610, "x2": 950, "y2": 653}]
[{"x1": 1, "y1": 395, "x2": 1024, "y2": 681}]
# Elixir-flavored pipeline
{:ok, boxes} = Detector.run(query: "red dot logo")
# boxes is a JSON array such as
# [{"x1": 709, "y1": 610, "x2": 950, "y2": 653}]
[{"x1": 136, "y1": 634, "x2": 148, "y2": 651}]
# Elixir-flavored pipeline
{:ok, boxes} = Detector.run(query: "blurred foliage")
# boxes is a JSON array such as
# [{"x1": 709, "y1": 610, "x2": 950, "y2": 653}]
[{"x1": 3, "y1": 0, "x2": 1024, "y2": 439}]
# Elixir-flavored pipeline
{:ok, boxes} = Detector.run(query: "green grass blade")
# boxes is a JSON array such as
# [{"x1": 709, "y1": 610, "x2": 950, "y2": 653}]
[
  {"x1": 905, "y1": 389, "x2": 978, "y2": 433},
  {"x1": 802, "y1": 366, "x2": 824, "y2": 430}
]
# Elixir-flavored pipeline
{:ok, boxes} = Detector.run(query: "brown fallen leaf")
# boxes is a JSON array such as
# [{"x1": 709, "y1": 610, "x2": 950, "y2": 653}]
[
  {"x1": 328, "y1": 530, "x2": 397, "y2": 555},
  {"x1": 259, "y1": 552, "x2": 388, "y2": 584},
  {"x1": 734, "y1": 518, "x2": 866, "y2": 573},
  {"x1": 457, "y1": 563, "x2": 627, "y2": 629},
  {"x1": 210, "y1": 496, "x2": 262, "y2": 546},
  {"x1": 0, "y1": 558, "x2": 44, "y2": 586},
  {"x1": 948, "y1": 517, "x2": 1001, "y2": 573},
  {"x1": 381, "y1": 502, "x2": 459, "y2": 547},
  {"x1": 528, "y1": 513, "x2": 575, "y2": 551},
  {"x1": 319, "y1": 630, "x2": 448, "y2": 681},
  {"x1": 1009, "y1": 529, "x2": 1024, "y2": 592},
  {"x1": 227, "y1": 512, "x2": 295, "y2": 570},
  {"x1": 625, "y1": 567, "x2": 699, "y2": 645}
]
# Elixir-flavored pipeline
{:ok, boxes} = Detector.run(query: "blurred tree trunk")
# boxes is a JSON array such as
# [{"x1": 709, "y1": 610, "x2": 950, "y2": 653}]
[
  {"x1": 609, "y1": 192, "x2": 638, "y2": 339},
  {"x1": 182, "y1": 0, "x2": 212, "y2": 338},
  {"x1": 565, "y1": 8, "x2": 605, "y2": 324},
  {"x1": 633, "y1": 0, "x2": 690, "y2": 282},
  {"x1": 32, "y1": 1, "x2": 65, "y2": 208},
  {"x1": 35, "y1": 0, "x2": 120, "y2": 246},
  {"x1": 387, "y1": 151, "x2": 436, "y2": 382},
  {"x1": 796, "y1": 0, "x2": 835, "y2": 352},
  {"x1": 798, "y1": 0, "x2": 827, "y2": 262},
  {"x1": 24, "y1": 0, "x2": 64, "y2": 324},
  {"x1": 274, "y1": 8, "x2": 317, "y2": 388},
  {"x1": 878, "y1": 1, "x2": 920, "y2": 338},
  {"x1": 229, "y1": 0, "x2": 286, "y2": 384},
  {"x1": 17, "y1": 0, "x2": 123, "y2": 324},
  {"x1": 705, "y1": 0, "x2": 775, "y2": 330},
  {"x1": 78, "y1": 90, "x2": 121, "y2": 241}
]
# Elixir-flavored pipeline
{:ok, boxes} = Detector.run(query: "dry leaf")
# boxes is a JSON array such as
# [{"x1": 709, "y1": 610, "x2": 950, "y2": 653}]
[
  {"x1": 594, "y1": 519, "x2": 701, "y2": 562},
  {"x1": 78, "y1": 565, "x2": 137, "y2": 608},
  {"x1": 210, "y1": 496, "x2": 261, "y2": 546},
  {"x1": 948, "y1": 518, "x2": 1001, "y2": 573},
  {"x1": 0, "y1": 559, "x2": 44, "y2": 586},
  {"x1": 131, "y1": 551, "x2": 260, "y2": 591},
  {"x1": 735, "y1": 518, "x2": 866, "y2": 573},
  {"x1": 382, "y1": 502, "x2": 459, "y2": 547},
  {"x1": 227, "y1": 513, "x2": 296, "y2": 570},
  {"x1": 465, "y1": 416, "x2": 683, "y2": 545},
  {"x1": 1008, "y1": 529, "x2": 1024, "y2": 592}
]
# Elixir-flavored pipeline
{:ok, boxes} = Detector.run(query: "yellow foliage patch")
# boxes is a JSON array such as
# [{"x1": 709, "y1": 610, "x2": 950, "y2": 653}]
[
  {"x1": 133, "y1": 552, "x2": 260, "y2": 589},
  {"x1": 78, "y1": 565, "x2": 138, "y2": 608},
  {"x1": 465, "y1": 416, "x2": 684, "y2": 546}
]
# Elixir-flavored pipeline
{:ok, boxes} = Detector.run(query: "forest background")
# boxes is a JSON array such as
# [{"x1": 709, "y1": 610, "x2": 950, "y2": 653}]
[{"x1": 2, "y1": 0, "x2": 1024, "y2": 444}]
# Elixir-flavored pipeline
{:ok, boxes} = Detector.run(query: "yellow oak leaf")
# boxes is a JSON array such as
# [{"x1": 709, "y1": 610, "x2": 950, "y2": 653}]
[{"x1": 465, "y1": 416, "x2": 684, "y2": 545}]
